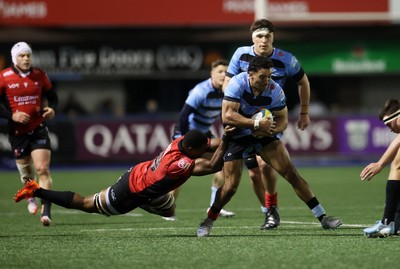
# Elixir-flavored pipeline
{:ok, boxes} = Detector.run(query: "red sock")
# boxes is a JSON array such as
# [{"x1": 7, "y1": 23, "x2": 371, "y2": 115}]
[
  {"x1": 265, "y1": 192, "x2": 278, "y2": 209},
  {"x1": 207, "y1": 206, "x2": 220, "y2": 221}
]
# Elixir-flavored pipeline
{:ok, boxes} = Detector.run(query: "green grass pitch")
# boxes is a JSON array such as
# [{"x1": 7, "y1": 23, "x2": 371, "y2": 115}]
[{"x1": 0, "y1": 165, "x2": 398, "y2": 269}]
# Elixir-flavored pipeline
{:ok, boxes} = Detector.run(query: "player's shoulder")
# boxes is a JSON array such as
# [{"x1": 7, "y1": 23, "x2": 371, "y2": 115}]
[
  {"x1": 0, "y1": 67, "x2": 14, "y2": 77},
  {"x1": 233, "y1": 71, "x2": 248, "y2": 81},
  {"x1": 234, "y1": 46, "x2": 253, "y2": 55},
  {"x1": 226, "y1": 73, "x2": 247, "y2": 93},
  {"x1": 31, "y1": 67, "x2": 47, "y2": 75},
  {"x1": 269, "y1": 79, "x2": 284, "y2": 92},
  {"x1": 190, "y1": 79, "x2": 212, "y2": 94},
  {"x1": 168, "y1": 153, "x2": 194, "y2": 175},
  {"x1": 272, "y1": 47, "x2": 295, "y2": 61}
]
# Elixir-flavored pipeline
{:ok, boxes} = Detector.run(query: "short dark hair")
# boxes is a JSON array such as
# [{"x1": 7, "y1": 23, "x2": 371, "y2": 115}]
[
  {"x1": 248, "y1": 56, "x2": 274, "y2": 73},
  {"x1": 182, "y1": 130, "x2": 207, "y2": 149},
  {"x1": 211, "y1": 59, "x2": 229, "y2": 70},
  {"x1": 379, "y1": 99, "x2": 400, "y2": 121},
  {"x1": 250, "y1": 19, "x2": 275, "y2": 34}
]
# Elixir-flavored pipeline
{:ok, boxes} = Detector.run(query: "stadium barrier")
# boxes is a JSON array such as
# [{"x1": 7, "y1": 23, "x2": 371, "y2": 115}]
[{"x1": 0, "y1": 115, "x2": 395, "y2": 168}]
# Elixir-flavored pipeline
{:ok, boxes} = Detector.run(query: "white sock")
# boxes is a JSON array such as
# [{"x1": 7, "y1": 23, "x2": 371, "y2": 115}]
[
  {"x1": 210, "y1": 186, "x2": 218, "y2": 207},
  {"x1": 311, "y1": 204, "x2": 325, "y2": 219},
  {"x1": 261, "y1": 206, "x2": 267, "y2": 214},
  {"x1": 16, "y1": 163, "x2": 36, "y2": 184}
]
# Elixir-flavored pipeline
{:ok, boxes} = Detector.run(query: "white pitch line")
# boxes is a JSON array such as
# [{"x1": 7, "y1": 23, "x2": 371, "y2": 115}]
[{"x1": 80, "y1": 221, "x2": 366, "y2": 233}]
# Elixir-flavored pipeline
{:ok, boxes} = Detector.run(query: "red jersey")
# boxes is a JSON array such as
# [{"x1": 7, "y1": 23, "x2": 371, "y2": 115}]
[
  {"x1": 0, "y1": 66, "x2": 52, "y2": 135},
  {"x1": 129, "y1": 136, "x2": 195, "y2": 198}
]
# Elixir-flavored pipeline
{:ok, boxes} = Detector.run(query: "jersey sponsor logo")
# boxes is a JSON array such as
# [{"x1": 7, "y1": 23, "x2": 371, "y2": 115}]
[
  {"x1": 8, "y1": 83, "x2": 19, "y2": 89},
  {"x1": 3, "y1": 70, "x2": 13, "y2": 77},
  {"x1": 24, "y1": 82, "x2": 28, "y2": 88},
  {"x1": 110, "y1": 189, "x2": 117, "y2": 202},
  {"x1": 177, "y1": 159, "x2": 190, "y2": 170},
  {"x1": 13, "y1": 95, "x2": 39, "y2": 105}
]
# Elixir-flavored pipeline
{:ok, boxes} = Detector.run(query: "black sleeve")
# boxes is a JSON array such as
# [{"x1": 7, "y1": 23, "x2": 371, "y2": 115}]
[
  {"x1": 178, "y1": 103, "x2": 196, "y2": 135},
  {"x1": 0, "y1": 95, "x2": 12, "y2": 120},
  {"x1": 42, "y1": 89, "x2": 59, "y2": 110},
  {"x1": 292, "y1": 67, "x2": 305, "y2": 82},
  {"x1": 0, "y1": 105, "x2": 12, "y2": 120}
]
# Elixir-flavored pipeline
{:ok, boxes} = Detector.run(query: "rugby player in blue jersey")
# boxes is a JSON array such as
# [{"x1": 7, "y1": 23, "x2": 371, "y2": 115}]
[
  {"x1": 222, "y1": 19, "x2": 312, "y2": 230},
  {"x1": 163, "y1": 59, "x2": 235, "y2": 221},
  {"x1": 197, "y1": 56, "x2": 341, "y2": 237}
]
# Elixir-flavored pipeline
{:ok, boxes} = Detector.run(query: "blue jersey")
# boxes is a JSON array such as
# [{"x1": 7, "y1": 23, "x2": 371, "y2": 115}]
[
  {"x1": 224, "y1": 72, "x2": 286, "y2": 137},
  {"x1": 175, "y1": 78, "x2": 223, "y2": 136},
  {"x1": 226, "y1": 46, "x2": 304, "y2": 88}
]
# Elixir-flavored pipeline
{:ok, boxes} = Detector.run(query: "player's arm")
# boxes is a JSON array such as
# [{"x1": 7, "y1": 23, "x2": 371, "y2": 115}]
[
  {"x1": 0, "y1": 92, "x2": 30, "y2": 123},
  {"x1": 296, "y1": 74, "x2": 311, "y2": 130},
  {"x1": 178, "y1": 104, "x2": 195, "y2": 135},
  {"x1": 0, "y1": 81, "x2": 12, "y2": 120},
  {"x1": 270, "y1": 107, "x2": 288, "y2": 135},
  {"x1": 360, "y1": 134, "x2": 400, "y2": 181},
  {"x1": 207, "y1": 137, "x2": 220, "y2": 152},
  {"x1": 191, "y1": 137, "x2": 226, "y2": 176},
  {"x1": 222, "y1": 99, "x2": 275, "y2": 135},
  {"x1": 0, "y1": 95, "x2": 12, "y2": 120},
  {"x1": 42, "y1": 89, "x2": 59, "y2": 120},
  {"x1": 222, "y1": 100, "x2": 254, "y2": 129}
]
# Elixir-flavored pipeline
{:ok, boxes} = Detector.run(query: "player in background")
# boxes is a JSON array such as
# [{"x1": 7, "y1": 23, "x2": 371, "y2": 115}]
[
  {"x1": 0, "y1": 42, "x2": 58, "y2": 226},
  {"x1": 360, "y1": 99, "x2": 400, "y2": 238},
  {"x1": 14, "y1": 130, "x2": 229, "y2": 224},
  {"x1": 222, "y1": 19, "x2": 311, "y2": 230},
  {"x1": 197, "y1": 56, "x2": 341, "y2": 237},
  {"x1": 164, "y1": 59, "x2": 235, "y2": 221}
]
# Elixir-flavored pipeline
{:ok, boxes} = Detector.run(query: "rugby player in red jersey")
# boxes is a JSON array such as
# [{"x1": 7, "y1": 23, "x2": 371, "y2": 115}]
[
  {"x1": 0, "y1": 42, "x2": 58, "y2": 226},
  {"x1": 13, "y1": 130, "x2": 228, "y2": 221}
]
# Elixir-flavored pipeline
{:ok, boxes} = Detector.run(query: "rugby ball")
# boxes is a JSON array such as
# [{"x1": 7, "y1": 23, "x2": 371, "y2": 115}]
[
  {"x1": 251, "y1": 108, "x2": 273, "y2": 137},
  {"x1": 251, "y1": 108, "x2": 273, "y2": 121}
]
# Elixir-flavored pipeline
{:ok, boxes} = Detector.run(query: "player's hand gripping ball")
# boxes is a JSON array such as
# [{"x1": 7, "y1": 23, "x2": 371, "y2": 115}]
[{"x1": 251, "y1": 108, "x2": 273, "y2": 138}]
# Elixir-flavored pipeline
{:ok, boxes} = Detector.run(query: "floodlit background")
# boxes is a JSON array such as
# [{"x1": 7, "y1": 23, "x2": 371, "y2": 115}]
[{"x1": 1, "y1": 0, "x2": 399, "y2": 167}]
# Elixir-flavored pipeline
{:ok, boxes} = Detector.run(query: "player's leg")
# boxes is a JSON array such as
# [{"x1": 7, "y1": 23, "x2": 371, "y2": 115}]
[
  {"x1": 364, "y1": 150, "x2": 400, "y2": 236},
  {"x1": 259, "y1": 140, "x2": 341, "y2": 230},
  {"x1": 31, "y1": 148, "x2": 53, "y2": 226},
  {"x1": 15, "y1": 170, "x2": 138, "y2": 216},
  {"x1": 14, "y1": 179, "x2": 97, "y2": 213},
  {"x1": 258, "y1": 155, "x2": 278, "y2": 208},
  {"x1": 258, "y1": 156, "x2": 280, "y2": 230},
  {"x1": 245, "y1": 156, "x2": 267, "y2": 213},
  {"x1": 140, "y1": 193, "x2": 176, "y2": 217},
  {"x1": 211, "y1": 159, "x2": 243, "y2": 215},
  {"x1": 197, "y1": 159, "x2": 244, "y2": 237},
  {"x1": 161, "y1": 189, "x2": 178, "y2": 221},
  {"x1": 210, "y1": 170, "x2": 235, "y2": 217},
  {"x1": 366, "y1": 178, "x2": 400, "y2": 237},
  {"x1": 16, "y1": 157, "x2": 38, "y2": 215}
]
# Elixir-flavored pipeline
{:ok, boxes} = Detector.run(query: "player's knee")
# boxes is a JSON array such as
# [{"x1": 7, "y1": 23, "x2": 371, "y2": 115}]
[
  {"x1": 143, "y1": 194, "x2": 176, "y2": 217},
  {"x1": 213, "y1": 173, "x2": 224, "y2": 186},
  {"x1": 35, "y1": 164, "x2": 50, "y2": 178},
  {"x1": 248, "y1": 168, "x2": 262, "y2": 182}
]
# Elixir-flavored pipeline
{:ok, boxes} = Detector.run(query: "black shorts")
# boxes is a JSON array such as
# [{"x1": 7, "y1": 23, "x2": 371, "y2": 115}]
[
  {"x1": 107, "y1": 168, "x2": 142, "y2": 214},
  {"x1": 224, "y1": 135, "x2": 279, "y2": 162},
  {"x1": 245, "y1": 155, "x2": 259, "y2": 169},
  {"x1": 9, "y1": 123, "x2": 51, "y2": 159},
  {"x1": 107, "y1": 167, "x2": 174, "y2": 215}
]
